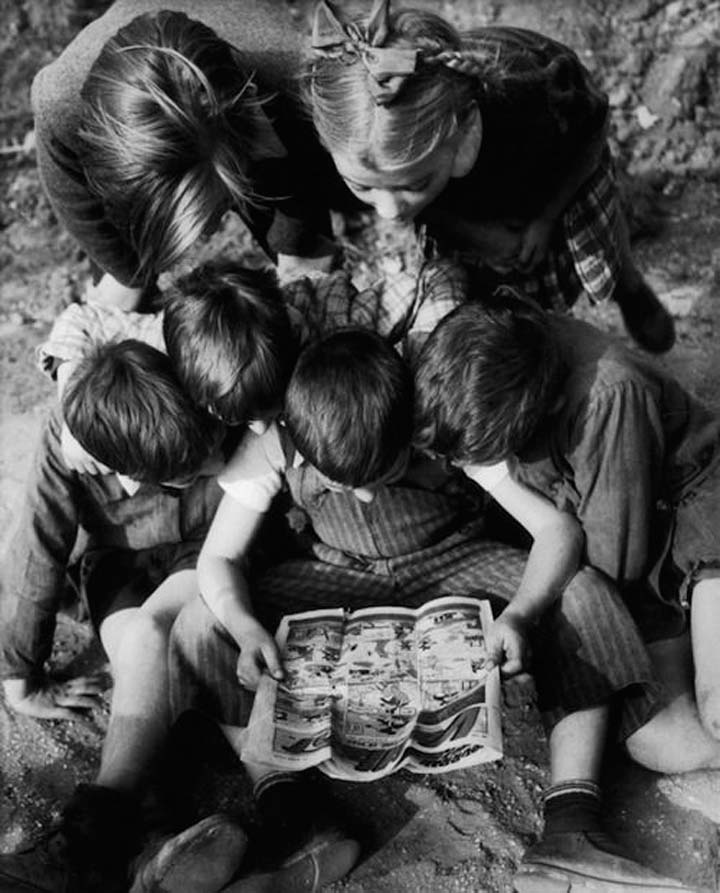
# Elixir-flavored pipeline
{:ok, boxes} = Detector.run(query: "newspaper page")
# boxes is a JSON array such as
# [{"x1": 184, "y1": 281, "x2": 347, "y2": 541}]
[{"x1": 243, "y1": 596, "x2": 502, "y2": 780}]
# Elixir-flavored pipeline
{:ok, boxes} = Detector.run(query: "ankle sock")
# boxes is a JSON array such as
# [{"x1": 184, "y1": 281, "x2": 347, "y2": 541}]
[{"x1": 542, "y1": 780, "x2": 602, "y2": 835}]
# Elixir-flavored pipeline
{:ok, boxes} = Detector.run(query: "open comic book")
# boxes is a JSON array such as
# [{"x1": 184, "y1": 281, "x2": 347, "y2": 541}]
[{"x1": 242, "y1": 596, "x2": 502, "y2": 780}]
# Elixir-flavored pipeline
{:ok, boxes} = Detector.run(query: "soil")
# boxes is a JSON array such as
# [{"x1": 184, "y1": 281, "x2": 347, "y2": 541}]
[{"x1": 1, "y1": 1, "x2": 720, "y2": 891}]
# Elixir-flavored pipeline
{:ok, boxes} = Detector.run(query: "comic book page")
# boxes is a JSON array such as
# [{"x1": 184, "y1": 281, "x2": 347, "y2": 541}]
[{"x1": 242, "y1": 596, "x2": 502, "y2": 780}]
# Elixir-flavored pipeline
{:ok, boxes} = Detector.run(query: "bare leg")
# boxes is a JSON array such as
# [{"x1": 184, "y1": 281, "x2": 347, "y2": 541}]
[
  {"x1": 549, "y1": 705, "x2": 608, "y2": 784},
  {"x1": 97, "y1": 569, "x2": 199, "y2": 791},
  {"x1": 625, "y1": 632, "x2": 720, "y2": 771},
  {"x1": 691, "y1": 578, "x2": 720, "y2": 738}
]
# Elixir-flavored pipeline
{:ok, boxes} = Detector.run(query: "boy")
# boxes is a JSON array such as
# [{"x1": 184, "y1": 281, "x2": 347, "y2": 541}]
[
  {"x1": 415, "y1": 294, "x2": 720, "y2": 887},
  {"x1": 171, "y1": 327, "x2": 693, "y2": 892},
  {"x1": 0, "y1": 340, "x2": 250, "y2": 893}
]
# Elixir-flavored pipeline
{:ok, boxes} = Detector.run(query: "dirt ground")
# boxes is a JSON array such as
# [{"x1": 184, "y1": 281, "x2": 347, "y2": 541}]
[{"x1": 1, "y1": 1, "x2": 720, "y2": 891}]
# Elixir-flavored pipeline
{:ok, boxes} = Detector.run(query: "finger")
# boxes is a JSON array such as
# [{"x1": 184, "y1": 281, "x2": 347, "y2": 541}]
[
  {"x1": 484, "y1": 635, "x2": 504, "y2": 671},
  {"x1": 16, "y1": 702, "x2": 78, "y2": 721},
  {"x1": 54, "y1": 694, "x2": 99, "y2": 710},
  {"x1": 261, "y1": 643, "x2": 284, "y2": 680},
  {"x1": 237, "y1": 659, "x2": 260, "y2": 691},
  {"x1": 56, "y1": 671, "x2": 107, "y2": 686},
  {"x1": 88, "y1": 460, "x2": 111, "y2": 476},
  {"x1": 49, "y1": 706, "x2": 86, "y2": 721},
  {"x1": 62, "y1": 683, "x2": 105, "y2": 697},
  {"x1": 63, "y1": 678, "x2": 105, "y2": 694},
  {"x1": 500, "y1": 656, "x2": 524, "y2": 678}
]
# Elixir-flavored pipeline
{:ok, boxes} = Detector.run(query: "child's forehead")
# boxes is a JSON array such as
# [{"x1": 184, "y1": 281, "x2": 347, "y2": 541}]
[{"x1": 334, "y1": 146, "x2": 450, "y2": 187}]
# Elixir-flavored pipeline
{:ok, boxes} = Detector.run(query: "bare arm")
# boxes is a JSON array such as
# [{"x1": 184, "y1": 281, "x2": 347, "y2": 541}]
[
  {"x1": 463, "y1": 468, "x2": 584, "y2": 675},
  {"x1": 197, "y1": 494, "x2": 284, "y2": 688}
]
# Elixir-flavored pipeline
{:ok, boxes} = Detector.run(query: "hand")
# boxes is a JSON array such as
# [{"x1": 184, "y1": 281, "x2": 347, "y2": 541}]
[
  {"x1": 485, "y1": 610, "x2": 531, "y2": 678},
  {"x1": 3, "y1": 674, "x2": 105, "y2": 721},
  {"x1": 517, "y1": 217, "x2": 555, "y2": 272},
  {"x1": 235, "y1": 618, "x2": 284, "y2": 690},
  {"x1": 84, "y1": 273, "x2": 143, "y2": 311},
  {"x1": 61, "y1": 423, "x2": 110, "y2": 475}
]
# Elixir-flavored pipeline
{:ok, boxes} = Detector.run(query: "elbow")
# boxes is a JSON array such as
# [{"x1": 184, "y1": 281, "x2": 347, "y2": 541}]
[
  {"x1": 564, "y1": 513, "x2": 585, "y2": 562},
  {"x1": 547, "y1": 513, "x2": 585, "y2": 567}
]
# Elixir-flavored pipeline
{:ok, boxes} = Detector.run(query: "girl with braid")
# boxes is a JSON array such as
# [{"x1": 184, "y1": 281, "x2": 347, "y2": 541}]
[{"x1": 306, "y1": 0, "x2": 675, "y2": 353}]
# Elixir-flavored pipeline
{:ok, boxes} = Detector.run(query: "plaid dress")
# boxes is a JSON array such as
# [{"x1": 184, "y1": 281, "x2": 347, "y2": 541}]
[{"x1": 413, "y1": 26, "x2": 620, "y2": 312}]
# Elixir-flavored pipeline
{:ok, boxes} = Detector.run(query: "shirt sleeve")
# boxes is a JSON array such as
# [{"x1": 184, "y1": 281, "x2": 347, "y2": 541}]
[
  {"x1": 283, "y1": 271, "x2": 397, "y2": 339},
  {"x1": 36, "y1": 303, "x2": 165, "y2": 378},
  {"x1": 32, "y1": 68, "x2": 144, "y2": 287},
  {"x1": 568, "y1": 380, "x2": 666, "y2": 586},
  {"x1": 0, "y1": 408, "x2": 80, "y2": 680},
  {"x1": 218, "y1": 424, "x2": 288, "y2": 512}
]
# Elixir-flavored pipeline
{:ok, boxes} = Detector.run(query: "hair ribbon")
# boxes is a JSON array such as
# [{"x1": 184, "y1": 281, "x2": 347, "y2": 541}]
[{"x1": 311, "y1": 0, "x2": 418, "y2": 104}]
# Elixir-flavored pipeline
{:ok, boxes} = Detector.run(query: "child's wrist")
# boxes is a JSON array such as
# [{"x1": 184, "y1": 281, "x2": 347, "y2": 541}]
[{"x1": 501, "y1": 602, "x2": 540, "y2": 630}]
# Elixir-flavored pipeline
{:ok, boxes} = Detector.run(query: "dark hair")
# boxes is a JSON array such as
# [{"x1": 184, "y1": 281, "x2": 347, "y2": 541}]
[
  {"x1": 79, "y1": 11, "x2": 265, "y2": 282},
  {"x1": 284, "y1": 327, "x2": 413, "y2": 487},
  {"x1": 62, "y1": 339, "x2": 223, "y2": 483},
  {"x1": 163, "y1": 261, "x2": 298, "y2": 425},
  {"x1": 414, "y1": 297, "x2": 563, "y2": 464}
]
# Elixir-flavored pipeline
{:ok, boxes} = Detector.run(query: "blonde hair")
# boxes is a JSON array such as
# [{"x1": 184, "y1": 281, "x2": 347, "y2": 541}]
[
  {"x1": 306, "y1": 8, "x2": 497, "y2": 171},
  {"x1": 80, "y1": 12, "x2": 266, "y2": 281}
]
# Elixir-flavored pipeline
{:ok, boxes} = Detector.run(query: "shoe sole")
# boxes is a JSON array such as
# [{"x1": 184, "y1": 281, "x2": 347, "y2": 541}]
[{"x1": 514, "y1": 863, "x2": 695, "y2": 893}]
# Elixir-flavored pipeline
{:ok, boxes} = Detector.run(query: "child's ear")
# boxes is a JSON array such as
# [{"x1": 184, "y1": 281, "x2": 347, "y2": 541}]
[{"x1": 450, "y1": 104, "x2": 482, "y2": 179}]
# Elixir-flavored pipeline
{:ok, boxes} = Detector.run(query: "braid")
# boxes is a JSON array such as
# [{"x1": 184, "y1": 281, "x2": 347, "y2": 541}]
[{"x1": 422, "y1": 45, "x2": 506, "y2": 90}]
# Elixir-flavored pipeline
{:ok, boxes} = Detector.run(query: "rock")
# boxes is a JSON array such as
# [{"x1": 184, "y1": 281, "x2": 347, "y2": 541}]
[
  {"x1": 609, "y1": 83, "x2": 632, "y2": 108},
  {"x1": 640, "y1": 19, "x2": 720, "y2": 122},
  {"x1": 623, "y1": 0, "x2": 664, "y2": 22}
]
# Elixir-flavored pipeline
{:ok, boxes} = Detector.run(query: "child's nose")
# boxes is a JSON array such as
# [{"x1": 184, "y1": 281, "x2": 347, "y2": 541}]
[
  {"x1": 352, "y1": 486, "x2": 376, "y2": 503},
  {"x1": 373, "y1": 190, "x2": 404, "y2": 220},
  {"x1": 247, "y1": 418, "x2": 269, "y2": 436}
]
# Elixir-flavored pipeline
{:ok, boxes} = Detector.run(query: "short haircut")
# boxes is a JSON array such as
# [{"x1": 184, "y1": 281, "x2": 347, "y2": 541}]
[
  {"x1": 79, "y1": 11, "x2": 264, "y2": 282},
  {"x1": 163, "y1": 261, "x2": 298, "y2": 425},
  {"x1": 62, "y1": 339, "x2": 223, "y2": 483},
  {"x1": 284, "y1": 328, "x2": 413, "y2": 487},
  {"x1": 414, "y1": 297, "x2": 564, "y2": 464}
]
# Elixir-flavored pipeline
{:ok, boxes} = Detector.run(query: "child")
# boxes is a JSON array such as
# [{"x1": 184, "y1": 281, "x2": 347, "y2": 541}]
[
  {"x1": 414, "y1": 292, "x2": 720, "y2": 884},
  {"x1": 0, "y1": 341, "x2": 251, "y2": 893},
  {"x1": 170, "y1": 327, "x2": 692, "y2": 892},
  {"x1": 305, "y1": 0, "x2": 675, "y2": 353},
  {"x1": 47, "y1": 256, "x2": 463, "y2": 478},
  {"x1": 32, "y1": 2, "x2": 342, "y2": 310}
]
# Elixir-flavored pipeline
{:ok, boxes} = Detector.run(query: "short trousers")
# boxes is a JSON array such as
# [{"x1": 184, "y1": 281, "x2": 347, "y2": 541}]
[
  {"x1": 168, "y1": 554, "x2": 662, "y2": 744},
  {"x1": 74, "y1": 541, "x2": 203, "y2": 633}
]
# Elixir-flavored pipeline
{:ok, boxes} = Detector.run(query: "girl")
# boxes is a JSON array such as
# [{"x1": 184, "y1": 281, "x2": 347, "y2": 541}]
[
  {"x1": 32, "y1": 0, "x2": 342, "y2": 309},
  {"x1": 305, "y1": 0, "x2": 675, "y2": 353}
]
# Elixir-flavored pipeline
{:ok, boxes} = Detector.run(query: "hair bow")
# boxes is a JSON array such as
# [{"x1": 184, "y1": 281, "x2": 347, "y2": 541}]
[{"x1": 311, "y1": 0, "x2": 418, "y2": 104}]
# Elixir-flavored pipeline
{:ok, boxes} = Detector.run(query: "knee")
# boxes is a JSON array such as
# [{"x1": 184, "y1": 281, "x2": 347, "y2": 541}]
[
  {"x1": 116, "y1": 612, "x2": 169, "y2": 665},
  {"x1": 626, "y1": 696, "x2": 720, "y2": 773},
  {"x1": 697, "y1": 686, "x2": 720, "y2": 741}
]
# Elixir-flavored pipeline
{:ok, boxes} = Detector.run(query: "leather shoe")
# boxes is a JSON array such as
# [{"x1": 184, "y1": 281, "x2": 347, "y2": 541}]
[
  {"x1": 514, "y1": 830, "x2": 695, "y2": 892},
  {"x1": 221, "y1": 827, "x2": 361, "y2": 893},
  {"x1": 130, "y1": 814, "x2": 248, "y2": 893},
  {"x1": 616, "y1": 280, "x2": 675, "y2": 354}
]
